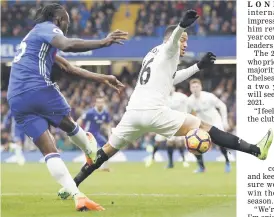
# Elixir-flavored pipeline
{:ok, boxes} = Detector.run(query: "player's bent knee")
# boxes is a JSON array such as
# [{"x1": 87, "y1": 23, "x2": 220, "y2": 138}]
[
  {"x1": 175, "y1": 114, "x2": 201, "y2": 136},
  {"x1": 109, "y1": 134, "x2": 128, "y2": 150}
]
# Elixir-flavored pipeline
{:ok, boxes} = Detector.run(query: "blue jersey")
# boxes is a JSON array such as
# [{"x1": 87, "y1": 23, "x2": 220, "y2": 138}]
[
  {"x1": 7, "y1": 21, "x2": 64, "y2": 100},
  {"x1": 82, "y1": 108, "x2": 110, "y2": 134}
]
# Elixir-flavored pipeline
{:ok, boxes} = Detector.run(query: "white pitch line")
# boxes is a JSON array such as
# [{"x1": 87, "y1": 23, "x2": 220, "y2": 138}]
[{"x1": 1, "y1": 193, "x2": 236, "y2": 198}]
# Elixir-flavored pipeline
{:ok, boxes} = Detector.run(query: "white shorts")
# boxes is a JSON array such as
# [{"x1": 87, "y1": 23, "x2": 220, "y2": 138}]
[{"x1": 110, "y1": 107, "x2": 187, "y2": 149}]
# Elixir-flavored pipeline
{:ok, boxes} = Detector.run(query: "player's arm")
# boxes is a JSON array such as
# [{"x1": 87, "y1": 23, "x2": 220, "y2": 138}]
[
  {"x1": 173, "y1": 64, "x2": 200, "y2": 85},
  {"x1": 165, "y1": 10, "x2": 198, "y2": 57},
  {"x1": 77, "y1": 112, "x2": 89, "y2": 128},
  {"x1": 55, "y1": 55, "x2": 124, "y2": 93},
  {"x1": 212, "y1": 95, "x2": 229, "y2": 130},
  {"x1": 76, "y1": 116, "x2": 84, "y2": 127},
  {"x1": 173, "y1": 52, "x2": 216, "y2": 85},
  {"x1": 51, "y1": 30, "x2": 128, "y2": 52}
]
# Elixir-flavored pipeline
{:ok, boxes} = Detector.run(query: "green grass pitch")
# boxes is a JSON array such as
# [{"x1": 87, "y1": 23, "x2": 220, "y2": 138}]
[{"x1": 1, "y1": 162, "x2": 236, "y2": 217}]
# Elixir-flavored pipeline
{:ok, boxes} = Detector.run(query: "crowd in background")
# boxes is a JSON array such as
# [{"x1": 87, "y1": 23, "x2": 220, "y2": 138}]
[
  {"x1": 1, "y1": 63, "x2": 236, "y2": 151},
  {"x1": 1, "y1": 0, "x2": 236, "y2": 151},
  {"x1": 135, "y1": 1, "x2": 236, "y2": 36},
  {"x1": 1, "y1": 0, "x2": 116, "y2": 38},
  {"x1": 1, "y1": 0, "x2": 236, "y2": 38}
]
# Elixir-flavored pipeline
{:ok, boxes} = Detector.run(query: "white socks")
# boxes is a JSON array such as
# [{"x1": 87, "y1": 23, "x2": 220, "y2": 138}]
[
  {"x1": 45, "y1": 153, "x2": 79, "y2": 196},
  {"x1": 67, "y1": 125, "x2": 94, "y2": 155},
  {"x1": 10, "y1": 142, "x2": 25, "y2": 166}
]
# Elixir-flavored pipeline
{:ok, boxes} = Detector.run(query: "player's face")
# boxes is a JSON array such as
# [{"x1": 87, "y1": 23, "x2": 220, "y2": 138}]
[
  {"x1": 190, "y1": 83, "x2": 202, "y2": 96},
  {"x1": 95, "y1": 98, "x2": 105, "y2": 111},
  {"x1": 180, "y1": 33, "x2": 188, "y2": 57},
  {"x1": 59, "y1": 11, "x2": 70, "y2": 35}
]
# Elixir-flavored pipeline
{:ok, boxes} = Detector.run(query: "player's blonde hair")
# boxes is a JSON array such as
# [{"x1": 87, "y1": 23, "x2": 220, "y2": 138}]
[{"x1": 189, "y1": 78, "x2": 202, "y2": 86}]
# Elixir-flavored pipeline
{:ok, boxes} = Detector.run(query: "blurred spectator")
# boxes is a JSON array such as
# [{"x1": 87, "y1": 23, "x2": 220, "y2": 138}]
[
  {"x1": 1, "y1": 0, "x2": 116, "y2": 38},
  {"x1": 1, "y1": 0, "x2": 235, "y2": 38},
  {"x1": 135, "y1": 0, "x2": 236, "y2": 36}
]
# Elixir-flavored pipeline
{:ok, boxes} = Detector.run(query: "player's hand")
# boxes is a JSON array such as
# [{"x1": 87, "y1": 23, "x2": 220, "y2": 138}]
[
  {"x1": 197, "y1": 52, "x2": 216, "y2": 69},
  {"x1": 103, "y1": 29, "x2": 128, "y2": 47},
  {"x1": 103, "y1": 75, "x2": 125, "y2": 93},
  {"x1": 180, "y1": 10, "x2": 199, "y2": 28}
]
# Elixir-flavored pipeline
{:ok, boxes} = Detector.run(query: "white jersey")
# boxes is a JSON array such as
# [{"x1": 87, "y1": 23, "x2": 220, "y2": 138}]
[
  {"x1": 127, "y1": 25, "x2": 199, "y2": 110},
  {"x1": 110, "y1": 25, "x2": 201, "y2": 148},
  {"x1": 187, "y1": 91, "x2": 228, "y2": 129},
  {"x1": 168, "y1": 92, "x2": 188, "y2": 112},
  {"x1": 127, "y1": 44, "x2": 180, "y2": 110}
]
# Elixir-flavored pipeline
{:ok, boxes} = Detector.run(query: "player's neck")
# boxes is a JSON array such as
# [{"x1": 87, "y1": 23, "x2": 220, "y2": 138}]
[
  {"x1": 95, "y1": 107, "x2": 103, "y2": 113},
  {"x1": 194, "y1": 93, "x2": 201, "y2": 98}
]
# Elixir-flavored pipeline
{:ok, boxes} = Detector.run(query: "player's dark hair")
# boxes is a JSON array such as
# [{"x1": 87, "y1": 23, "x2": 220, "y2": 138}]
[
  {"x1": 34, "y1": 3, "x2": 65, "y2": 23},
  {"x1": 164, "y1": 25, "x2": 178, "y2": 37}
]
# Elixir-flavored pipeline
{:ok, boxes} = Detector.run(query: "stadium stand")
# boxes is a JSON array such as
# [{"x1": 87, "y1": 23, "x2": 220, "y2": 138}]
[{"x1": 1, "y1": 0, "x2": 236, "y2": 38}]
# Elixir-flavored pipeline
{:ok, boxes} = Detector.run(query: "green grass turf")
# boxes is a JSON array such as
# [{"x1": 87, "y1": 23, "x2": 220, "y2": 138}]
[{"x1": 1, "y1": 162, "x2": 236, "y2": 217}]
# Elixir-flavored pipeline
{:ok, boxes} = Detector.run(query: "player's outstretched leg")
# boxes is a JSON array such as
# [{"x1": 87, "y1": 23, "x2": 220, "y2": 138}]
[
  {"x1": 193, "y1": 155, "x2": 205, "y2": 173},
  {"x1": 175, "y1": 114, "x2": 273, "y2": 160},
  {"x1": 59, "y1": 116, "x2": 97, "y2": 164},
  {"x1": 96, "y1": 134, "x2": 111, "y2": 172},
  {"x1": 36, "y1": 130, "x2": 104, "y2": 211},
  {"x1": 219, "y1": 147, "x2": 231, "y2": 173},
  {"x1": 74, "y1": 143, "x2": 117, "y2": 186}
]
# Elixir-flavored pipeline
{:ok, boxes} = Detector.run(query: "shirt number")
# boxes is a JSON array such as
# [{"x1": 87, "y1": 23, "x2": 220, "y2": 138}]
[
  {"x1": 138, "y1": 58, "x2": 154, "y2": 85},
  {"x1": 13, "y1": 33, "x2": 30, "y2": 63}
]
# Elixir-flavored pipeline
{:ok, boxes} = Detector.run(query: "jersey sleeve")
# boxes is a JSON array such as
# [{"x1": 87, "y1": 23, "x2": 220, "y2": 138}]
[
  {"x1": 81, "y1": 110, "x2": 93, "y2": 125},
  {"x1": 163, "y1": 25, "x2": 185, "y2": 59},
  {"x1": 40, "y1": 23, "x2": 64, "y2": 44},
  {"x1": 173, "y1": 64, "x2": 200, "y2": 85}
]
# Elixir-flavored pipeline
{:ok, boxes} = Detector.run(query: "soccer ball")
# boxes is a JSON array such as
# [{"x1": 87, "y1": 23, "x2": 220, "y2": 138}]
[{"x1": 185, "y1": 129, "x2": 212, "y2": 155}]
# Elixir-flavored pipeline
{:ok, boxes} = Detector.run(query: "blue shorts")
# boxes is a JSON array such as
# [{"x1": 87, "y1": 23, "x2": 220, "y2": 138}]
[
  {"x1": 8, "y1": 86, "x2": 71, "y2": 142},
  {"x1": 93, "y1": 133, "x2": 107, "y2": 148}
]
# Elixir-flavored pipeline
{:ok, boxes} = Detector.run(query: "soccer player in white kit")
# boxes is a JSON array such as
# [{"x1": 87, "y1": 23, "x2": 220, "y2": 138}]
[
  {"x1": 146, "y1": 87, "x2": 190, "y2": 168},
  {"x1": 58, "y1": 10, "x2": 273, "y2": 198},
  {"x1": 187, "y1": 78, "x2": 231, "y2": 173}
]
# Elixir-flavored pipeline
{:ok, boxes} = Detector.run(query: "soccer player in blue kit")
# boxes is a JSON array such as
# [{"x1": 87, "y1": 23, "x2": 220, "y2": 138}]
[
  {"x1": 78, "y1": 96, "x2": 111, "y2": 171},
  {"x1": 7, "y1": 3, "x2": 127, "y2": 211}
]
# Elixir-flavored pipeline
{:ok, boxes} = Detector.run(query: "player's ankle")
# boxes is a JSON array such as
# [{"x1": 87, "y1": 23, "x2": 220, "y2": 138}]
[{"x1": 250, "y1": 145, "x2": 260, "y2": 156}]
